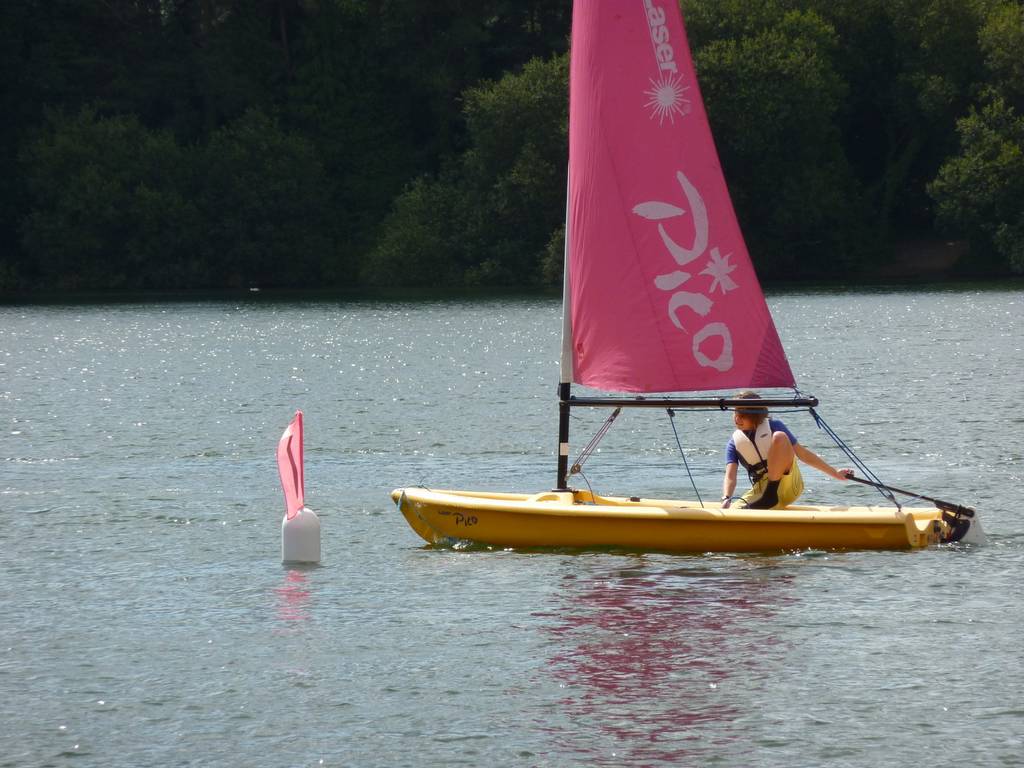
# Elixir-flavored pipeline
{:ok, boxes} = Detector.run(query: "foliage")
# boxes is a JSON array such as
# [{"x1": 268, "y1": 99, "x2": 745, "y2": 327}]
[
  {"x1": 20, "y1": 107, "x2": 199, "y2": 290},
  {"x1": 926, "y1": 1, "x2": 1024, "y2": 274},
  {"x1": 363, "y1": 175, "x2": 471, "y2": 287},
  {"x1": 196, "y1": 108, "x2": 335, "y2": 288},
  {"x1": 3, "y1": 0, "x2": 1022, "y2": 295},
  {"x1": 929, "y1": 96, "x2": 1024, "y2": 273},
  {"x1": 817, "y1": 0, "x2": 992, "y2": 237},
  {"x1": 365, "y1": 54, "x2": 568, "y2": 287},
  {"x1": 688, "y1": 5, "x2": 865, "y2": 273},
  {"x1": 978, "y1": 1, "x2": 1024, "y2": 110},
  {"x1": 20, "y1": 106, "x2": 334, "y2": 290}
]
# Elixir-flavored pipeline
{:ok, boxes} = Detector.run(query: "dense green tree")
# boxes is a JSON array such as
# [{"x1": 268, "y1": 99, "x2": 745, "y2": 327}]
[
  {"x1": 285, "y1": 0, "x2": 571, "y2": 260},
  {"x1": 365, "y1": 53, "x2": 569, "y2": 287},
  {"x1": 0, "y1": 1, "x2": 193, "y2": 290},
  {"x1": 284, "y1": 1, "x2": 428, "y2": 263},
  {"x1": 20, "y1": 107, "x2": 199, "y2": 290},
  {"x1": 362, "y1": 175, "x2": 474, "y2": 287},
  {"x1": 459, "y1": 53, "x2": 569, "y2": 283},
  {"x1": 926, "y1": 2, "x2": 1024, "y2": 274},
  {"x1": 1, "y1": 0, "x2": 251, "y2": 291},
  {"x1": 930, "y1": 97, "x2": 1024, "y2": 274},
  {"x1": 196, "y1": 108, "x2": 335, "y2": 288},
  {"x1": 978, "y1": 1, "x2": 1024, "y2": 110},
  {"x1": 804, "y1": 0, "x2": 992, "y2": 240},
  {"x1": 685, "y1": 0, "x2": 1009, "y2": 274},
  {"x1": 929, "y1": 96, "x2": 1024, "y2": 274},
  {"x1": 4, "y1": 0, "x2": 1021, "y2": 295},
  {"x1": 686, "y1": 4, "x2": 865, "y2": 273},
  {"x1": 2, "y1": 0, "x2": 572, "y2": 293},
  {"x1": 20, "y1": 106, "x2": 335, "y2": 290}
]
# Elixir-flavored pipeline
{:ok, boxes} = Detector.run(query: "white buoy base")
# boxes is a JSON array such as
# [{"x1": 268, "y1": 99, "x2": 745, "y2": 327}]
[{"x1": 282, "y1": 507, "x2": 321, "y2": 563}]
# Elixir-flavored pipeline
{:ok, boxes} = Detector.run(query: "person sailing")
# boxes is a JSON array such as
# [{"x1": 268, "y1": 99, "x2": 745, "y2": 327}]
[{"x1": 721, "y1": 391, "x2": 852, "y2": 509}]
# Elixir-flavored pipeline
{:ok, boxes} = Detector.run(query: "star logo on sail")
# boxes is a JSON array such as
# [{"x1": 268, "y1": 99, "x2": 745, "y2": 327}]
[
  {"x1": 644, "y1": 72, "x2": 691, "y2": 125},
  {"x1": 700, "y1": 249, "x2": 738, "y2": 294}
]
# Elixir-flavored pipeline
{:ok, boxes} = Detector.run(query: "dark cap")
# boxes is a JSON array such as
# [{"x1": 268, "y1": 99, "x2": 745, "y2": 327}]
[{"x1": 734, "y1": 390, "x2": 768, "y2": 416}]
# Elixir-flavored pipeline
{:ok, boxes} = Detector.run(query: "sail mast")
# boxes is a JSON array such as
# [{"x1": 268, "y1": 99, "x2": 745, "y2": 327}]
[
  {"x1": 557, "y1": 179, "x2": 573, "y2": 490},
  {"x1": 558, "y1": 179, "x2": 574, "y2": 386}
]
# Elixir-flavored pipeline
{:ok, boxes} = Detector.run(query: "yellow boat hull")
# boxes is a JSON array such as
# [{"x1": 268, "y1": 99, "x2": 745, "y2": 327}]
[{"x1": 391, "y1": 487, "x2": 962, "y2": 552}]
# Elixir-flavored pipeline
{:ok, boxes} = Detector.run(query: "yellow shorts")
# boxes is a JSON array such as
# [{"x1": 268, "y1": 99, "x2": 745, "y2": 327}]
[{"x1": 741, "y1": 460, "x2": 804, "y2": 509}]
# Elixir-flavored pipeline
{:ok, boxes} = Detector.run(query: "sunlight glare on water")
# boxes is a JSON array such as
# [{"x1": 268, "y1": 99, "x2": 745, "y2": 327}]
[{"x1": 1, "y1": 285, "x2": 1022, "y2": 766}]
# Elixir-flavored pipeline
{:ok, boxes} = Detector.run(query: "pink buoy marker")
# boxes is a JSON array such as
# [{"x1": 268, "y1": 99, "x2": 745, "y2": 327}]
[{"x1": 277, "y1": 411, "x2": 320, "y2": 563}]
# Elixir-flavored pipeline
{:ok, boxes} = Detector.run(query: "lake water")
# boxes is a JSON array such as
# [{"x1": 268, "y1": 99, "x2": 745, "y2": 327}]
[{"x1": 2, "y1": 285, "x2": 1023, "y2": 767}]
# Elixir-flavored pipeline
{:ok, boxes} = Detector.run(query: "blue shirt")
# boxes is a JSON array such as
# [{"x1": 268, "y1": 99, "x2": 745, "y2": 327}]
[{"x1": 725, "y1": 418, "x2": 798, "y2": 467}]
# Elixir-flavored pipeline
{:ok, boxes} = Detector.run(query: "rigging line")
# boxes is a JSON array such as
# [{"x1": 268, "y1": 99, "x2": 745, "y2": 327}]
[
  {"x1": 575, "y1": 468, "x2": 599, "y2": 503},
  {"x1": 569, "y1": 407, "x2": 621, "y2": 477},
  {"x1": 808, "y1": 407, "x2": 900, "y2": 509},
  {"x1": 667, "y1": 408, "x2": 705, "y2": 508}
]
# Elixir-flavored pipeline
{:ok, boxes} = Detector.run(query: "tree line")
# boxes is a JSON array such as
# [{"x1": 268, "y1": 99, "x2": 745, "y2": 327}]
[{"x1": 2, "y1": 0, "x2": 1022, "y2": 295}]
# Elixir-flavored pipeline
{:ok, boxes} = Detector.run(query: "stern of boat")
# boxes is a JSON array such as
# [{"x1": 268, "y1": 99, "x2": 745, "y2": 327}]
[{"x1": 943, "y1": 509, "x2": 986, "y2": 545}]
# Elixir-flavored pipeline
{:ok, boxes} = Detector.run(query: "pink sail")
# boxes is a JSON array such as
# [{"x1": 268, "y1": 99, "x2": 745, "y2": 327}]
[
  {"x1": 277, "y1": 411, "x2": 305, "y2": 520},
  {"x1": 566, "y1": 2, "x2": 794, "y2": 393}
]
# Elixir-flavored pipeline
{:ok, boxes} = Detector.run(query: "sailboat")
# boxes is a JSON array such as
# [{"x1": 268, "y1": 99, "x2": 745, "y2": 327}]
[{"x1": 390, "y1": 2, "x2": 982, "y2": 552}]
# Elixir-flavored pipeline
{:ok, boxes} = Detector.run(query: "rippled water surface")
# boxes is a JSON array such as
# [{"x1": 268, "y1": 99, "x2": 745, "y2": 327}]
[{"x1": 2, "y1": 285, "x2": 1022, "y2": 766}]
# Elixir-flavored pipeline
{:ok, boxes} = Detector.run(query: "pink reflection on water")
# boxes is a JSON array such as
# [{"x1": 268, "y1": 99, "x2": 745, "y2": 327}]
[
  {"x1": 538, "y1": 560, "x2": 793, "y2": 765},
  {"x1": 274, "y1": 568, "x2": 312, "y2": 623}
]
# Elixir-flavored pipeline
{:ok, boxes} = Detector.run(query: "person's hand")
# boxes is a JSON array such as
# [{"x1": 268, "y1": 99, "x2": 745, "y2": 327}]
[
  {"x1": 721, "y1": 497, "x2": 732, "y2": 508},
  {"x1": 837, "y1": 468, "x2": 854, "y2": 480}
]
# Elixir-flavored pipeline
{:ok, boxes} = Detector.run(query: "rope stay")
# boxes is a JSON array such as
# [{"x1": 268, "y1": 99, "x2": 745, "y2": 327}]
[
  {"x1": 569, "y1": 407, "x2": 621, "y2": 477},
  {"x1": 806, "y1": 404, "x2": 901, "y2": 510},
  {"x1": 563, "y1": 390, "x2": 901, "y2": 511},
  {"x1": 667, "y1": 409, "x2": 705, "y2": 508}
]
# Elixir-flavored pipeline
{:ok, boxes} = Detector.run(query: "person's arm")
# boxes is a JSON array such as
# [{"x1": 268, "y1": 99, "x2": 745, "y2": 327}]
[
  {"x1": 721, "y1": 462, "x2": 738, "y2": 507},
  {"x1": 793, "y1": 443, "x2": 852, "y2": 480}
]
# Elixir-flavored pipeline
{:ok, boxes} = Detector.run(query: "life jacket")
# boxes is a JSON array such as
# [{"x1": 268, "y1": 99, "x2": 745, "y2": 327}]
[{"x1": 732, "y1": 420, "x2": 774, "y2": 483}]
